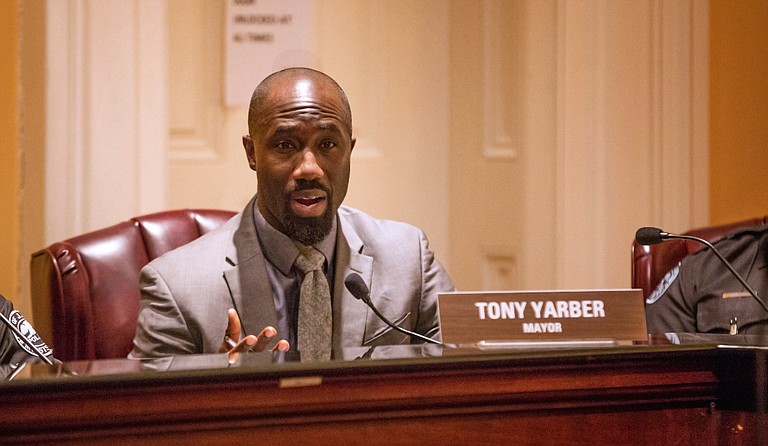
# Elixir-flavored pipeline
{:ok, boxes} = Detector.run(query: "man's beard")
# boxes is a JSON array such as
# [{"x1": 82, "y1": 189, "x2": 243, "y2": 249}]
[
  {"x1": 284, "y1": 204, "x2": 334, "y2": 245},
  {"x1": 282, "y1": 181, "x2": 334, "y2": 245}
]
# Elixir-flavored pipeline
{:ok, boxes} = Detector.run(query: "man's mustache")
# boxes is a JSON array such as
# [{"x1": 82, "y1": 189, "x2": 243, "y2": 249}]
[{"x1": 291, "y1": 180, "x2": 330, "y2": 194}]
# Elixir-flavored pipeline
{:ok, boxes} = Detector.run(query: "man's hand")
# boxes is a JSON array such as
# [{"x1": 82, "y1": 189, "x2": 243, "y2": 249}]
[{"x1": 220, "y1": 309, "x2": 289, "y2": 364}]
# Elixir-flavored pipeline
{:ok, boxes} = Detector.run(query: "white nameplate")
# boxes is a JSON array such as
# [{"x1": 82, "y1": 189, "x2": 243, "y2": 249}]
[{"x1": 438, "y1": 289, "x2": 647, "y2": 347}]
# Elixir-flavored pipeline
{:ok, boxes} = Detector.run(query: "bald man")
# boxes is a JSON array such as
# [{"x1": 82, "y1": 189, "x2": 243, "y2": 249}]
[{"x1": 130, "y1": 68, "x2": 454, "y2": 361}]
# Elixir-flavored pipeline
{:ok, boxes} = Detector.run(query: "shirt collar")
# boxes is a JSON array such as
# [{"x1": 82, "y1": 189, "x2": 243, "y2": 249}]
[{"x1": 253, "y1": 197, "x2": 337, "y2": 275}]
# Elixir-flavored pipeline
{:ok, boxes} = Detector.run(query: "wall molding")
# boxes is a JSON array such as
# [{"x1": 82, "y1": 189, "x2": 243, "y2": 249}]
[
  {"x1": 554, "y1": 0, "x2": 707, "y2": 288},
  {"x1": 167, "y1": 0, "x2": 223, "y2": 163},
  {"x1": 45, "y1": 0, "x2": 167, "y2": 242},
  {"x1": 482, "y1": 0, "x2": 519, "y2": 161}
]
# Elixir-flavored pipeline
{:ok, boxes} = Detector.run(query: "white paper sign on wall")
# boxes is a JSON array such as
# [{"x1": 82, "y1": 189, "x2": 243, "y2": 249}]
[{"x1": 225, "y1": 0, "x2": 315, "y2": 107}]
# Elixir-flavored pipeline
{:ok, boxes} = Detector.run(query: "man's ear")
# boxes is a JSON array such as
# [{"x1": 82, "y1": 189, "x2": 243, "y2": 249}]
[
  {"x1": 242, "y1": 135, "x2": 257, "y2": 171},
  {"x1": 350, "y1": 137, "x2": 356, "y2": 153}
]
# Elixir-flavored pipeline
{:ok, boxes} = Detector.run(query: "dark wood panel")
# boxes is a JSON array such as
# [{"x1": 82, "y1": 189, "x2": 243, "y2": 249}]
[{"x1": 1, "y1": 345, "x2": 766, "y2": 445}]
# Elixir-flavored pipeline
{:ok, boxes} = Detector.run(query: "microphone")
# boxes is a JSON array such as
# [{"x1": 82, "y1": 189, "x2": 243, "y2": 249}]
[
  {"x1": 635, "y1": 227, "x2": 768, "y2": 314},
  {"x1": 635, "y1": 226, "x2": 670, "y2": 245},
  {"x1": 343, "y1": 273, "x2": 443, "y2": 345}
]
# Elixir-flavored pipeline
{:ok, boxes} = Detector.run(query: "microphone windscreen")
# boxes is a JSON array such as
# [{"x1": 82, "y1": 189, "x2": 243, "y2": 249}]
[
  {"x1": 344, "y1": 273, "x2": 370, "y2": 301},
  {"x1": 635, "y1": 227, "x2": 664, "y2": 245}
]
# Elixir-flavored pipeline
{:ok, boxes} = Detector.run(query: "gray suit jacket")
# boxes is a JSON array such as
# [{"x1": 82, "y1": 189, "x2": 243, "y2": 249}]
[{"x1": 130, "y1": 197, "x2": 454, "y2": 358}]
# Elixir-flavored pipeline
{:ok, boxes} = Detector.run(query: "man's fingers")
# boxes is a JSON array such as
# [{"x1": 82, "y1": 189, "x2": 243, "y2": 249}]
[
  {"x1": 247, "y1": 326, "x2": 277, "y2": 352},
  {"x1": 220, "y1": 309, "x2": 243, "y2": 353},
  {"x1": 271, "y1": 339, "x2": 290, "y2": 352},
  {"x1": 226, "y1": 335, "x2": 258, "y2": 364},
  {"x1": 226, "y1": 308, "x2": 241, "y2": 340},
  {"x1": 224, "y1": 324, "x2": 290, "y2": 362},
  {"x1": 234, "y1": 335, "x2": 258, "y2": 352}
]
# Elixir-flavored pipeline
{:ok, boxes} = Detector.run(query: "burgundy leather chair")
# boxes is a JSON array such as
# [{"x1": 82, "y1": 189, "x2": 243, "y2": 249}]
[
  {"x1": 631, "y1": 216, "x2": 768, "y2": 300},
  {"x1": 30, "y1": 209, "x2": 236, "y2": 361}
]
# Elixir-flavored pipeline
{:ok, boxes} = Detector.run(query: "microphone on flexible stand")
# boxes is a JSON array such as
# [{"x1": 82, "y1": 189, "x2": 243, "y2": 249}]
[
  {"x1": 343, "y1": 273, "x2": 443, "y2": 346},
  {"x1": 635, "y1": 226, "x2": 768, "y2": 314}
]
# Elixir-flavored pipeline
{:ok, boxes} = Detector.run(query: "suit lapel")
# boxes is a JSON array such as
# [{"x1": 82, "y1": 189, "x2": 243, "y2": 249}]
[
  {"x1": 222, "y1": 197, "x2": 279, "y2": 337},
  {"x1": 223, "y1": 200, "x2": 375, "y2": 350},
  {"x1": 333, "y1": 212, "x2": 373, "y2": 351}
]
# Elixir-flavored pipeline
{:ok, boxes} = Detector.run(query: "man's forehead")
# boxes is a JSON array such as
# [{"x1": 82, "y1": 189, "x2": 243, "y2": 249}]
[
  {"x1": 258, "y1": 78, "x2": 349, "y2": 129},
  {"x1": 266, "y1": 75, "x2": 337, "y2": 103},
  {"x1": 286, "y1": 78, "x2": 314, "y2": 100},
  {"x1": 268, "y1": 115, "x2": 346, "y2": 133},
  {"x1": 260, "y1": 103, "x2": 347, "y2": 125}
]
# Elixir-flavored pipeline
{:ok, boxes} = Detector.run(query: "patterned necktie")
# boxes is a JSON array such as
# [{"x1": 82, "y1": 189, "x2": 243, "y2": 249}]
[{"x1": 294, "y1": 245, "x2": 332, "y2": 361}]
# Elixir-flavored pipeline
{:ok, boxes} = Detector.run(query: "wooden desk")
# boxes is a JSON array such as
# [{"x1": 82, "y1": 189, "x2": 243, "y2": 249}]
[{"x1": 1, "y1": 343, "x2": 766, "y2": 445}]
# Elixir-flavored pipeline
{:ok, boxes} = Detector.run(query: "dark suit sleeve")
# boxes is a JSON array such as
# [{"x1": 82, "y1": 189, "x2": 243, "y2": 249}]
[
  {"x1": 0, "y1": 298, "x2": 19, "y2": 365},
  {"x1": 0, "y1": 296, "x2": 44, "y2": 376},
  {"x1": 644, "y1": 229, "x2": 768, "y2": 334},
  {"x1": 644, "y1": 261, "x2": 698, "y2": 333}
]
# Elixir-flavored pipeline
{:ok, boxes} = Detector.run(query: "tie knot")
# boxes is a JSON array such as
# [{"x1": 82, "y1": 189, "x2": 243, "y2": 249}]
[{"x1": 295, "y1": 246, "x2": 325, "y2": 274}]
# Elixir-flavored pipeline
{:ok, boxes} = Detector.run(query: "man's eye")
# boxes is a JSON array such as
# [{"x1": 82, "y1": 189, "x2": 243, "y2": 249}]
[
  {"x1": 319, "y1": 141, "x2": 337, "y2": 150},
  {"x1": 276, "y1": 141, "x2": 295, "y2": 151}
]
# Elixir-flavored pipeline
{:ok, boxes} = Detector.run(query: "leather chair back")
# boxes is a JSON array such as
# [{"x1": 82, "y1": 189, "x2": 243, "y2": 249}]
[
  {"x1": 30, "y1": 209, "x2": 236, "y2": 361},
  {"x1": 631, "y1": 216, "x2": 768, "y2": 300}
]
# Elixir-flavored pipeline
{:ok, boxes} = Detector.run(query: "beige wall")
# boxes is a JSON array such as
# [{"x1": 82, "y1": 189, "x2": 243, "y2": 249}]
[
  {"x1": 11, "y1": 0, "x2": 729, "y2": 325},
  {"x1": 18, "y1": 0, "x2": 47, "y2": 318},
  {"x1": 449, "y1": 0, "x2": 708, "y2": 290},
  {"x1": 0, "y1": 0, "x2": 21, "y2": 306},
  {"x1": 166, "y1": 0, "x2": 453, "y2": 268},
  {"x1": 710, "y1": 0, "x2": 768, "y2": 225},
  {"x1": 167, "y1": 0, "x2": 707, "y2": 293}
]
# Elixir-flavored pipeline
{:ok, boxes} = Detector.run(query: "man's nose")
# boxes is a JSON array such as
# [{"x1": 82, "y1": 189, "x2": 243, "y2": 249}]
[{"x1": 293, "y1": 150, "x2": 324, "y2": 180}]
